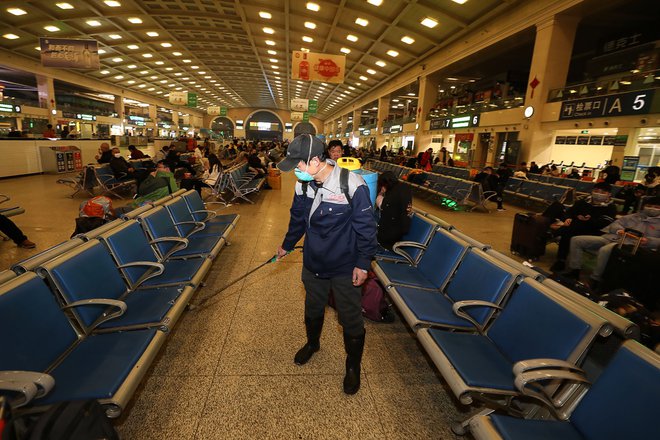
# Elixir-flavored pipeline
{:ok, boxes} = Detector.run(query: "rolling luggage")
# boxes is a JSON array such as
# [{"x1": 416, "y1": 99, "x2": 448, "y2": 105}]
[
  {"x1": 510, "y1": 213, "x2": 552, "y2": 261},
  {"x1": 600, "y1": 229, "x2": 659, "y2": 311}
]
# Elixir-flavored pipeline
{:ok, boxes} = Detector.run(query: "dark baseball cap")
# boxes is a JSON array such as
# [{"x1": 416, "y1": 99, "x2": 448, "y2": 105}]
[{"x1": 277, "y1": 134, "x2": 325, "y2": 172}]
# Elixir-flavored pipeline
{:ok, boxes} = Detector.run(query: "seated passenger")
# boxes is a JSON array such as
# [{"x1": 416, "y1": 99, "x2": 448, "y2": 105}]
[
  {"x1": 549, "y1": 164, "x2": 561, "y2": 176},
  {"x1": 247, "y1": 148, "x2": 267, "y2": 177},
  {"x1": 376, "y1": 171, "x2": 413, "y2": 250},
  {"x1": 109, "y1": 148, "x2": 148, "y2": 182},
  {"x1": 550, "y1": 182, "x2": 617, "y2": 272},
  {"x1": 130, "y1": 161, "x2": 179, "y2": 207},
  {"x1": 95, "y1": 142, "x2": 112, "y2": 164},
  {"x1": 529, "y1": 161, "x2": 540, "y2": 174},
  {"x1": 327, "y1": 140, "x2": 343, "y2": 161},
  {"x1": 0, "y1": 213, "x2": 36, "y2": 249},
  {"x1": 565, "y1": 196, "x2": 660, "y2": 288},
  {"x1": 475, "y1": 166, "x2": 504, "y2": 211},
  {"x1": 566, "y1": 168, "x2": 580, "y2": 179},
  {"x1": 127, "y1": 144, "x2": 147, "y2": 160}
]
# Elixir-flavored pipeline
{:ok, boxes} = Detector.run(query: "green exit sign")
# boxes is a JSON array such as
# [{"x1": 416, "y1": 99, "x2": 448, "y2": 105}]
[{"x1": 580, "y1": 130, "x2": 589, "y2": 134}]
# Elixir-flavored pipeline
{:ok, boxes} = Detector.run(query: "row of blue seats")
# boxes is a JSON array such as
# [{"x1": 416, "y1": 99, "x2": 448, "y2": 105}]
[
  {"x1": 527, "y1": 173, "x2": 598, "y2": 195},
  {"x1": 371, "y1": 211, "x2": 658, "y2": 438},
  {"x1": 367, "y1": 160, "x2": 494, "y2": 211},
  {"x1": 432, "y1": 164, "x2": 471, "y2": 180},
  {"x1": 0, "y1": 189, "x2": 239, "y2": 418},
  {"x1": 504, "y1": 177, "x2": 574, "y2": 206},
  {"x1": 225, "y1": 162, "x2": 266, "y2": 204}
]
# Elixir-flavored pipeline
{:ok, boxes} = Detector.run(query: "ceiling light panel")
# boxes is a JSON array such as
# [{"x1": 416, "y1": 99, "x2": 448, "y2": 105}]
[
  {"x1": 401, "y1": 36, "x2": 415, "y2": 44},
  {"x1": 259, "y1": 11, "x2": 272, "y2": 19},
  {"x1": 7, "y1": 8, "x2": 27, "y2": 15},
  {"x1": 421, "y1": 18, "x2": 438, "y2": 28},
  {"x1": 346, "y1": 34, "x2": 358, "y2": 42},
  {"x1": 44, "y1": 25, "x2": 61, "y2": 32},
  {"x1": 56, "y1": 3, "x2": 74, "y2": 9},
  {"x1": 86, "y1": 20, "x2": 101, "y2": 27},
  {"x1": 104, "y1": 1, "x2": 121, "y2": 7},
  {"x1": 128, "y1": 17, "x2": 142, "y2": 24},
  {"x1": 355, "y1": 18, "x2": 369, "y2": 27}
]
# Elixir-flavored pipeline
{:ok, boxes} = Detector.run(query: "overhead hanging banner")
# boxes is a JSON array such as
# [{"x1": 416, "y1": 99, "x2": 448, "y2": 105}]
[
  {"x1": 207, "y1": 106, "x2": 221, "y2": 115},
  {"x1": 169, "y1": 91, "x2": 187, "y2": 105},
  {"x1": 291, "y1": 98, "x2": 309, "y2": 112},
  {"x1": 291, "y1": 112, "x2": 304, "y2": 121},
  {"x1": 40, "y1": 38, "x2": 100, "y2": 69},
  {"x1": 291, "y1": 51, "x2": 345, "y2": 83},
  {"x1": 187, "y1": 93, "x2": 197, "y2": 107}
]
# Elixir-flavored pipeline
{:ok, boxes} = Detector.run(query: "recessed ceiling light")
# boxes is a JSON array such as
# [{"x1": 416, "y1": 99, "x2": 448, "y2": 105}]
[
  {"x1": 182, "y1": 59, "x2": 191, "y2": 63},
  {"x1": 367, "y1": 0, "x2": 383, "y2": 5},
  {"x1": 100, "y1": 70, "x2": 109, "y2": 74},
  {"x1": 387, "y1": 49, "x2": 399, "y2": 57},
  {"x1": 191, "y1": 65, "x2": 199, "y2": 69},
  {"x1": 172, "y1": 52, "x2": 182, "y2": 56},
  {"x1": 142, "y1": 53, "x2": 153, "y2": 58},
  {"x1": 346, "y1": 34, "x2": 358, "y2": 42},
  {"x1": 452, "y1": 0, "x2": 468, "y2": 4},
  {"x1": 146, "y1": 31, "x2": 159, "y2": 37},
  {"x1": 269, "y1": 58, "x2": 278, "y2": 63},
  {"x1": 154, "y1": 61, "x2": 164, "y2": 65},
  {"x1": 367, "y1": 69, "x2": 376, "y2": 75},
  {"x1": 86, "y1": 20, "x2": 101, "y2": 27},
  {"x1": 127, "y1": 64, "x2": 137, "y2": 69},
  {"x1": 160, "y1": 80, "x2": 167, "y2": 83},
  {"x1": 104, "y1": 1, "x2": 121, "y2": 7},
  {"x1": 304, "y1": 21, "x2": 316, "y2": 29},
  {"x1": 166, "y1": 67, "x2": 173, "y2": 71},
  {"x1": 150, "y1": 75, "x2": 158, "y2": 79},
  {"x1": 161, "y1": 42, "x2": 172, "y2": 47},
  {"x1": 114, "y1": 75, "x2": 124, "y2": 79},
  {"x1": 56, "y1": 3, "x2": 74, "y2": 9},
  {"x1": 263, "y1": 27, "x2": 275, "y2": 34},
  {"x1": 128, "y1": 17, "x2": 142, "y2": 24},
  {"x1": 355, "y1": 18, "x2": 369, "y2": 27},
  {"x1": 265, "y1": 40, "x2": 276, "y2": 46},
  {"x1": 35, "y1": 46, "x2": 41, "y2": 50},
  {"x1": 421, "y1": 17, "x2": 438, "y2": 28},
  {"x1": 127, "y1": 44, "x2": 139, "y2": 49},
  {"x1": 174, "y1": 73, "x2": 182, "y2": 76},
  {"x1": 340, "y1": 47, "x2": 350, "y2": 54},
  {"x1": 401, "y1": 36, "x2": 415, "y2": 44},
  {"x1": 375, "y1": 61, "x2": 386, "y2": 67},
  {"x1": 127, "y1": 80, "x2": 135, "y2": 84},
  {"x1": 138, "y1": 84, "x2": 146, "y2": 88},
  {"x1": 198, "y1": 71, "x2": 206, "y2": 74},
  {"x1": 111, "y1": 57, "x2": 122, "y2": 62},
  {"x1": 359, "y1": 75, "x2": 368, "y2": 81},
  {"x1": 259, "y1": 11, "x2": 272, "y2": 19},
  {"x1": 108, "y1": 34, "x2": 122, "y2": 40},
  {"x1": 139, "y1": 70, "x2": 148, "y2": 74},
  {"x1": 306, "y1": 2, "x2": 320, "y2": 11},
  {"x1": 272, "y1": 65, "x2": 279, "y2": 69},
  {"x1": 301, "y1": 47, "x2": 310, "y2": 52},
  {"x1": 302, "y1": 36, "x2": 313, "y2": 43},
  {"x1": 147, "y1": 87, "x2": 155, "y2": 91},
  {"x1": 7, "y1": 8, "x2": 27, "y2": 15},
  {"x1": 44, "y1": 25, "x2": 61, "y2": 32}
]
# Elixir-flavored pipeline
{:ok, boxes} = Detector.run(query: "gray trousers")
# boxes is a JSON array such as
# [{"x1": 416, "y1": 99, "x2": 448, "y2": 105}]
[
  {"x1": 301, "y1": 267, "x2": 364, "y2": 337},
  {"x1": 567, "y1": 235, "x2": 616, "y2": 281}
]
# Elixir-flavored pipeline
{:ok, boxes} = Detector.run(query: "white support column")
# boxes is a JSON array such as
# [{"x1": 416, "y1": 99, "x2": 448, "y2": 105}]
[{"x1": 36, "y1": 75, "x2": 56, "y2": 124}]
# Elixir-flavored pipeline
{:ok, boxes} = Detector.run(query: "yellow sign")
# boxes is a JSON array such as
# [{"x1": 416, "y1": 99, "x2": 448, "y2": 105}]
[{"x1": 291, "y1": 51, "x2": 345, "y2": 83}]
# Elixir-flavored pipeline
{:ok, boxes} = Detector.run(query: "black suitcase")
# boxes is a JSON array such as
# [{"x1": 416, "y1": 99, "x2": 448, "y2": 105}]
[
  {"x1": 600, "y1": 231, "x2": 659, "y2": 311},
  {"x1": 510, "y1": 213, "x2": 552, "y2": 261}
]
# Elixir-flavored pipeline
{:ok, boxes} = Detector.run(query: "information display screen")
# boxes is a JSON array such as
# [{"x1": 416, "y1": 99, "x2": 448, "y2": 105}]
[{"x1": 249, "y1": 121, "x2": 280, "y2": 131}]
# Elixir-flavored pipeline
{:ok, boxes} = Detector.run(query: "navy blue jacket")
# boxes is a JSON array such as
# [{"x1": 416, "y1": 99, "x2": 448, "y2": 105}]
[{"x1": 281, "y1": 163, "x2": 377, "y2": 278}]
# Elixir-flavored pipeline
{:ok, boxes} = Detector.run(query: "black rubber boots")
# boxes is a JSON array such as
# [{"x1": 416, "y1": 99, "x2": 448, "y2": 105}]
[
  {"x1": 294, "y1": 317, "x2": 323, "y2": 365},
  {"x1": 343, "y1": 330, "x2": 366, "y2": 395}
]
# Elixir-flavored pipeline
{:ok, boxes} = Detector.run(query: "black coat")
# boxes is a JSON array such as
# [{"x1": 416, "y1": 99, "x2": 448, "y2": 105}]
[{"x1": 377, "y1": 183, "x2": 413, "y2": 250}]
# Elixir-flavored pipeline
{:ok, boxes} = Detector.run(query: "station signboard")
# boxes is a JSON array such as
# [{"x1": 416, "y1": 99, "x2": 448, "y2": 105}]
[
  {"x1": 40, "y1": 38, "x2": 100, "y2": 69},
  {"x1": 430, "y1": 114, "x2": 480, "y2": 130},
  {"x1": 559, "y1": 89, "x2": 655, "y2": 120}
]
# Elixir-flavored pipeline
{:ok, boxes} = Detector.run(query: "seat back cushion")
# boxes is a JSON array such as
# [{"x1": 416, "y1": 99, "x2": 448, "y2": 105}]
[
  {"x1": 0, "y1": 273, "x2": 76, "y2": 371},
  {"x1": 417, "y1": 229, "x2": 467, "y2": 289},
  {"x1": 139, "y1": 207, "x2": 182, "y2": 256},
  {"x1": 572, "y1": 342, "x2": 660, "y2": 440},
  {"x1": 182, "y1": 191, "x2": 207, "y2": 222},
  {"x1": 487, "y1": 280, "x2": 591, "y2": 363},
  {"x1": 445, "y1": 250, "x2": 516, "y2": 325},
  {"x1": 45, "y1": 242, "x2": 128, "y2": 329},
  {"x1": 400, "y1": 215, "x2": 435, "y2": 262},
  {"x1": 164, "y1": 198, "x2": 196, "y2": 237},
  {"x1": 101, "y1": 221, "x2": 158, "y2": 285}
]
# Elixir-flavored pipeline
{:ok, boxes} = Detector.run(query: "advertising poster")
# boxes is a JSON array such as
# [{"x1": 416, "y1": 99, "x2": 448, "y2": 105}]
[
  {"x1": 291, "y1": 51, "x2": 345, "y2": 83},
  {"x1": 291, "y1": 112, "x2": 304, "y2": 121},
  {"x1": 40, "y1": 38, "x2": 100, "y2": 69},
  {"x1": 207, "y1": 106, "x2": 220, "y2": 115}
]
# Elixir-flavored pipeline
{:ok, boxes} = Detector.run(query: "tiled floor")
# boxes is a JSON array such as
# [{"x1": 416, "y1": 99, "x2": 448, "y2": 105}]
[{"x1": 0, "y1": 170, "x2": 555, "y2": 439}]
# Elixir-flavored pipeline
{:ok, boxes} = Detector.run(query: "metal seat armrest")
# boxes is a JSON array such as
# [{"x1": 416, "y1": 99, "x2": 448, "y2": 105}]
[
  {"x1": 150, "y1": 236, "x2": 189, "y2": 260},
  {"x1": 452, "y1": 300, "x2": 501, "y2": 335},
  {"x1": 0, "y1": 379, "x2": 39, "y2": 408},
  {"x1": 0, "y1": 371, "x2": 55, "y2": 404},
  {"x1": 513, "y1": 359, "x2": 585, "y2": 376},
  {"x1": 514, "y1": 369, "x2": 590, "y2": 419},
  {"x1": 63, "y1": 298, "x2": 127, "y2": 332},
  {"x1": 0, "y1": 194, "x2": 9, "y2": 205},
  {"x1": 118, "y1": 261, "x2": 165, "y2": 288},
  {"x1": 191, "y1": 208, "x2": 217, "y2": 221},
  {"x1": 392, "y1": 241, "x2": 426, "y2": 265},
  {"x1": 174, "y1": 220, "x2": 206, "y2": 237}
]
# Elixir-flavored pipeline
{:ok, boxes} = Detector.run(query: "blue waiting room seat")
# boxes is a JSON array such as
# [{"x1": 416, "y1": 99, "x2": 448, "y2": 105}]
[
  {"x1": 0, "y1": 272, "x2": 166, "y2": 418},
  {"x1": 468, "y1": 340, "x2": 660, "y2": 440}
]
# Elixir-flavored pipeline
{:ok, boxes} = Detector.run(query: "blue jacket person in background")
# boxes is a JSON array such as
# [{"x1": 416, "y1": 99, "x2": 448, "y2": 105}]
[{"x1": 277, "y1": 134, "x2": 377, "y2": 394}]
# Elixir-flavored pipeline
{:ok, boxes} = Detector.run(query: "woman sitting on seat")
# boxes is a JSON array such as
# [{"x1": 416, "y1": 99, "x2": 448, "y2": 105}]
[{"x1": 376, "y1": 171, "x2": 413, "y2": 250}]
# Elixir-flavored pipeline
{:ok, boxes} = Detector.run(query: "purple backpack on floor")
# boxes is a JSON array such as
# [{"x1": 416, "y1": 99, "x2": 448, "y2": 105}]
[{"x1": 329, "y1": 271, "x2": 394, "y2": 323}]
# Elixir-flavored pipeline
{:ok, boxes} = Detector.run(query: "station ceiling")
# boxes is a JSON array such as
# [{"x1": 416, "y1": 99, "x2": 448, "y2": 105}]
[{"x1": 0, "y1": 0, "x2": 517, "y2": 118}]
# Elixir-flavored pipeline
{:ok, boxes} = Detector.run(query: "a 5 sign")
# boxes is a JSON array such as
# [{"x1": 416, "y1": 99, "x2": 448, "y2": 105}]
[{"x1": 559, "y1": 89, "x2": 655, "y2": 120}]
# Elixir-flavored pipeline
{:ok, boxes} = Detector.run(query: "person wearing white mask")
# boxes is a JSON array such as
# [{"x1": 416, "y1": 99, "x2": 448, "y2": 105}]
[
  {"x1": 565, "y1": 196, "x2": 660, "y2": 288},
  {"x1": 276, "y1": 134, "x2": 377, "y2": 395}
]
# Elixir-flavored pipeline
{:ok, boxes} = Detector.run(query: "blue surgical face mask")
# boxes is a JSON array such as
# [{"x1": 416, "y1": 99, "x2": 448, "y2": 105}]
[{"x1": 295, "y1": 168, "x2": 314, "y2": 181}]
